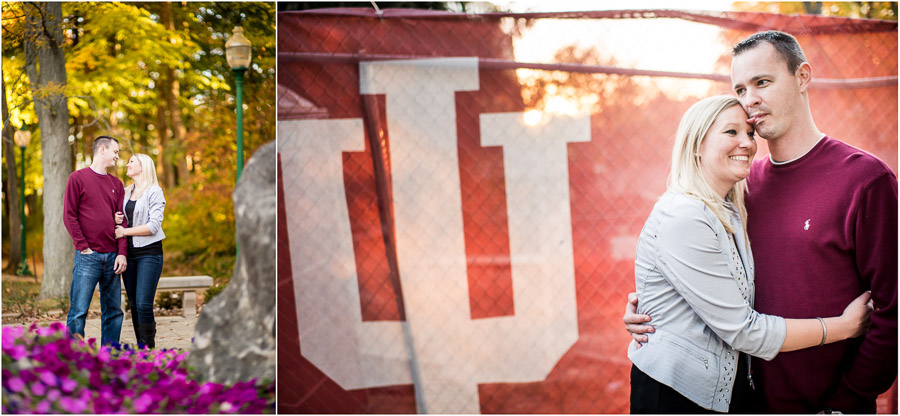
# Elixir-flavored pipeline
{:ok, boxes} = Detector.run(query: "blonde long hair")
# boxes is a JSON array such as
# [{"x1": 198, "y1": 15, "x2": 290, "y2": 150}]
[
  {"x1": 667, "y1": 95, "x2": 749, "y2": 239},
  {"x1": 128, "y1": 153, "x2": 160, "y2": 197}
]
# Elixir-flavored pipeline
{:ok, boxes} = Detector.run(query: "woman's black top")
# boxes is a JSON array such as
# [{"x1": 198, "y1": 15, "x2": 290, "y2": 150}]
[{"x1": 125, "y1": 199, "x2": 163, "y2": 257}]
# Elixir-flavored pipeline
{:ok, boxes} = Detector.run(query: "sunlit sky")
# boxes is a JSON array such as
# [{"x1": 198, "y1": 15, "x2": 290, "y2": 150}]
[{"x1": 486, "y1": 1, "x2": 741, "y2": 115}]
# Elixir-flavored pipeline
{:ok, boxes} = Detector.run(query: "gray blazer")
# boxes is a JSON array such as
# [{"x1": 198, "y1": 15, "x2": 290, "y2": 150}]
[
  {"x1": 123, "y1": 184, "x2": 166, "y2": 249},
  {"x1": 628, "y1": 191, "x2": 786, "y2": 412}
]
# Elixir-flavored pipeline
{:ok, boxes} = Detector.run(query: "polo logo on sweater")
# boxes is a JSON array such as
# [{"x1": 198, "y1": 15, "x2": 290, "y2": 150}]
[{"x1": 804, "y1": 219, "x2": 811, "y2": 230}]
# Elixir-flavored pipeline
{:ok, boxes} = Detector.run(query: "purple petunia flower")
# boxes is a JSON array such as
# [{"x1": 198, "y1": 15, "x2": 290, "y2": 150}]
[
  {"x1": 19, "y1": 369, "x2": 36, "y2": 384},
  {"x1": 35, "y1": 400, "x2": 52, "y2": 413},
  {"x1": 6, "y1": 344, "x2": 27, "y2": 360},
  {"x1": 59, "y1": 396, "x2": 89, "y2": 414},
  {"x1": 31, "y1": 382, "x2": 47, "y2": 396},
  {"x1": 133, "y1": 393, "x2": 154, "y2": 413},
  {"x1": 47, "y1": 388, "x2": 61, "y2": 401},
  {"x1": 119, "y1": 388, "x2": 135, "y2": 399},
  {"x1": 198, "y1": 382, "x2": 224, "y2": 397},
  {"x1": 6, "y1": 377, "x2": 25, "y2": 393},
  {"x1": 110, "y1": 357, "x2": 133, "y2": 376},
  {"x1": 89, "y1": 370, "x2": 104, "y2": 388},
  {"x1": 97, "y1": 348, "x2": 111, "y2": 363},
  {"x1": 35, "y1": 325, "x2": 57, "y2": 337},
  {"x1": 192, "y1": 392, "x2": 215, "y2": 414},
  {"x1": 135, "y1": 361, "x2": 154, "y2": 376},
  {"x1": 235, "y1": 386, "x2": 258, "y2": 404},
  {"x1": 1, "y1": 323, "x2": 274, "y2": 414},
  {"x1": 39, "y1": 370, "x2": 57, "y2": 387},
  {"x1": 80, "y1": 387, "x2": 92, "y2": 400},
  {"x1": 1, "y1": 336, "x2": 15, "y2": 351},
  {"x1": 38, "y1": 342, "x2": 60, "y2": 362},
  {"x1": 60, "y1": 377, "x2": 78, "y2": 393},
  {"x1": 244, "y1": 398, "x2": 268, "y2": 414},
  {"x1": 2, "y1": 325, "x2": 24, "y2": 342}
]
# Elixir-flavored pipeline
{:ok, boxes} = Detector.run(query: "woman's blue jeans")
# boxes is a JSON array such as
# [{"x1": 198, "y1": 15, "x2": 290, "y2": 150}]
[
  {"x1": 121, "y1": 254, "x2": 163, "y2": 324},
  {"x1": 67, "y1": 250, "x2": 123, "y2": 345}
]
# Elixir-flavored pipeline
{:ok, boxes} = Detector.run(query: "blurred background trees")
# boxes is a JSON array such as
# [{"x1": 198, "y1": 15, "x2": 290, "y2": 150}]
[
  {"x1": 2, "y1": 2, "x2": 275, "y2": 297},
  {"x1": 732, "y1": 2, "x2": 897, "y2": 19}
]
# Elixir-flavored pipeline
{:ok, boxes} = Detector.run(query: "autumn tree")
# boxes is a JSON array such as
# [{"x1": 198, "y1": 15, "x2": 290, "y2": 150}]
[
  {"x1": 1, "y1": 1, "x2": 33, "y2": 276},
  {"x1": 2, "y1": 86, "x2": 23, "y2": 274},
  {"x1": 19, "y1": 2, "x2": 75, "y2": 299},
  {"x1": 157, "y1": 2, "x2": 189, "y2": 188},
  {"x1": 732, "y1": 2, "x2": 897, "y2": 20}
]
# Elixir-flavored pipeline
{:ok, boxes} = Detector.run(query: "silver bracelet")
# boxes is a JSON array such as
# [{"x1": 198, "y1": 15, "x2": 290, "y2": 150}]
[{"x1": 816, "y1": 317, "x2": 827, "y2": 347}]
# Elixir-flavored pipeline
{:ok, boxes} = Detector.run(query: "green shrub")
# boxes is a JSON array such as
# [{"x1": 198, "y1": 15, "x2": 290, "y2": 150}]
[
  {"x1": 155, "y1": 292, "x2": 181, "y2": 310},
  {"x1": 203, "y1": 282, "x2": 226, "y2": 304}
]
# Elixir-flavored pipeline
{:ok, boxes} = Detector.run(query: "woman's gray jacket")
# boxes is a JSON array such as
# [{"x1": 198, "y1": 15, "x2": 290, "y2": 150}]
[
  {"x1": 122, "y1": 184, "x2": 166, "y2": 249},
  {"x1": 628, "y1": 191, "x2": 786, "y2": 413}
]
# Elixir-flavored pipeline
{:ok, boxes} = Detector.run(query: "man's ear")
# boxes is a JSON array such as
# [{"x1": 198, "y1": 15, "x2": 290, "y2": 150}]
[{"x1": 796, "y1": 62, "x2": 812, "y2": 94}]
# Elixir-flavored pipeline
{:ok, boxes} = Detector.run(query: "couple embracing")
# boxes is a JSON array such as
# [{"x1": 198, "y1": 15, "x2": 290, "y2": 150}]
[
  {"x1": 63, "y1": 136, "x2": 167, "y2": 349},
  {"x1": 624, "y1": 31, "x2": 897, "y2": 413}
]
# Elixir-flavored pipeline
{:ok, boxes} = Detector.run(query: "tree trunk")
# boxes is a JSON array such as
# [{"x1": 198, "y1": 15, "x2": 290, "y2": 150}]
[
  {"x1": 160, "y1": 2, "x2": 189, "y2": 185},
  {"x1": 3, "y1": 87, "x2": 23, "y2": 274},
  {"x1": 155, "y1": 101, "x2": 175, "y2": 188},
  {"x1": 25, "y1": 2, "x2": 74, "y2": 299},
  {"x1": 804, "y1": 2, "x2": 823, "y2": 15}
]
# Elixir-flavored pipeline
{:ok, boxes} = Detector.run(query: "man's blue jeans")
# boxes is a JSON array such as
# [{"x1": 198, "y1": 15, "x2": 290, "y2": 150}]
[
  {"x1": 122, "y1": 254, "x2": 163, "y2": 324},
  {"x1": 66, "y1": 250, "x2": 123, "y2": 345}
]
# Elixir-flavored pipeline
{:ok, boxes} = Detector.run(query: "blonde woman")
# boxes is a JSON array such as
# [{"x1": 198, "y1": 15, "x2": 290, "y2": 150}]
[
  {"x1": 114, "y1": 153, "x2": 166, "y2": 349},
  {"x1": 628, "y1": 96, "x2": 871, "y2": 413}
]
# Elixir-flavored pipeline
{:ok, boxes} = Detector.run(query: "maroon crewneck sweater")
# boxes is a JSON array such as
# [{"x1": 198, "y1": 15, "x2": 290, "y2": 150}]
[
  {"x1": 63, "y1": 167, "x2": 127, "y2": 255},
  {"x1": 746, "y1": 136, "x2": 898, "y2": 413}
]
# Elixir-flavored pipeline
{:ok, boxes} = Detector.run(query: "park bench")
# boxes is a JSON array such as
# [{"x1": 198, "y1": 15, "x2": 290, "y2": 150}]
[{"x1": 120, "y1": 276, "x2": 214, "y2": 318}]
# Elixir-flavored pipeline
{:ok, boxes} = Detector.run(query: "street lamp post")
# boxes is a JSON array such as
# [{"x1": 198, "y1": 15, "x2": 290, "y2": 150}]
[
  {"x1": 225, "y1": 26, "x2": 252, "y2": 183},
  {"x1": 13, "y1": 126, "x2": 32, "y2": 276},
  {"x1": 226, "y1": 26, "x2": 252, "y2": 256}
]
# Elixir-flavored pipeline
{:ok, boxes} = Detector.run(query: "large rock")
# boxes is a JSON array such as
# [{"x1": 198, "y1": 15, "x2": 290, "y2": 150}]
[{"x1": 188, "y1": 142, "x2": 276, "y2": 384}]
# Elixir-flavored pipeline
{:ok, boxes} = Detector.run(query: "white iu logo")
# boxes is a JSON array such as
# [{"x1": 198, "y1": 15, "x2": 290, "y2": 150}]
[
  {"x1": 804, "y1": 219, "x2": 811, "y2": 230},
  {"x1": 280, "y1": 58, "x2": 583, "y2": 413}
]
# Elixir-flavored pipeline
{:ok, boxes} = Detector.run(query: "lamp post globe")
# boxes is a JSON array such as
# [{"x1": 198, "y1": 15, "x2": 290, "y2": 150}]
[
  {"x1": 225, "y1": 26, "x2": 252, "y2": 70},
  {"x1": 13, "y1": 126, "x2": 32, "y2": 276}
]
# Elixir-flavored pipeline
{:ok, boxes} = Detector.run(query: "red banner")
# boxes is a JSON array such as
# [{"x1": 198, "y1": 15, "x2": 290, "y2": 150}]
[{"x1": 277, "y1": 9, "x2": 897, "y2": 413}]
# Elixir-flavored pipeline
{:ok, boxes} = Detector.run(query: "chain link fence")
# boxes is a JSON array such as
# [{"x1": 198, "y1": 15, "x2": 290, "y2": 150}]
[{"x1": 276, "y1": 8, "x2": 898, "y2": 413}]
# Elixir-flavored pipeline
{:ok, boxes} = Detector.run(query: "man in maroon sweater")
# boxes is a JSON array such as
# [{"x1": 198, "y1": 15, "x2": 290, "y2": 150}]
[
  {"x1": 624, "y1": 31, "x2": 897, "y2": 413},
  {"x1": 64, "y1": 136, "x2": 129, "y2": 345}
]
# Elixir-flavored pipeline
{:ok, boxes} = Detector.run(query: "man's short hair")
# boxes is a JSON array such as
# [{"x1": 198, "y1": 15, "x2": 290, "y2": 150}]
[
  {"x1": 92, "y1": 136, "x2": 118, "y2": 156},
  {"x1": 732, "y1": 30, "x2": 808, "y2": 74}
]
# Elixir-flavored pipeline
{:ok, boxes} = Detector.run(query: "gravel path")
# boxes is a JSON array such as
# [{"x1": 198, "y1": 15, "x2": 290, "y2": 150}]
[{"x1": 3, "y1": 316, "x2": 197, "y2": 351}]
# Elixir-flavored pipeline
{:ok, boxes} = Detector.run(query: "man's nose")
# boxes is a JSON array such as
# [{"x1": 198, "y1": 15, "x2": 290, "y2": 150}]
[{"x1": 742, "y1": 89, "x2": 762, "y2": 108}]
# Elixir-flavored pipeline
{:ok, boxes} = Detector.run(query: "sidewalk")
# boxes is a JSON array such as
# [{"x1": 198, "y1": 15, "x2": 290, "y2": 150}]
[
  {"x1": 3, "y1": 316, "x2": 197, "y2": 351},
  {"x1": 100, "y1": 316, "x2": 197, "y2": 350}
]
